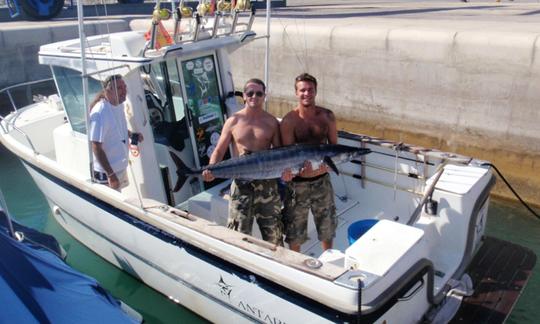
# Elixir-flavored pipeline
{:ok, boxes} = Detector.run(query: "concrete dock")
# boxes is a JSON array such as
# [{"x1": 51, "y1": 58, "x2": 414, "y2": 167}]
[{"x1": 1, "y1": 1, "x2": 539, "y2": 205}]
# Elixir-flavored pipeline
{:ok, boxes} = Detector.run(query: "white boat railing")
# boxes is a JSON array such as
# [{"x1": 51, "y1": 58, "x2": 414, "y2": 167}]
[
  {"x1": 0, "y1": 78, "x2": 55, "y2": 113},
  {"x1": 0, "y1": 77, "x2": 55, "y2": 154},
  {"x1": 146, "y1": 5, "x2": 256, "y2": 54}
]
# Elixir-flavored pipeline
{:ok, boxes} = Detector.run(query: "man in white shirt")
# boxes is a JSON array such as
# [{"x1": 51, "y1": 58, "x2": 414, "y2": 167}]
[{"x1": 89, "y1": 75, "x2": 142, "y2": 190}]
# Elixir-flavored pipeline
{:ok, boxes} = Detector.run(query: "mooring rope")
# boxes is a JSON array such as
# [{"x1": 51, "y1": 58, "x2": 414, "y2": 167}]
[{"x1": 482, "y1": 163, "x2": 540, "y2": 219}]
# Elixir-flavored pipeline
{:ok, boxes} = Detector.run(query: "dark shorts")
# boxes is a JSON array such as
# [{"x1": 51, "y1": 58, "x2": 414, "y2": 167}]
[
  {"x1": 283, "y1": 173, "x2": 337, "y2": 245},
  {"x1": 93, "y1": 170, "x2": 128, "y2": 189},
  {"x1": 93, "y1": 171, "x2": 109, "y2": 185},
  {"x1": 228, "y1": 179, "x2": 283, "y2": 246}
]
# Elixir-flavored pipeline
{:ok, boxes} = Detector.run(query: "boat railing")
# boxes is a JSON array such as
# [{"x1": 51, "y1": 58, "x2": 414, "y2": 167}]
[
  {"x1": 0, "y1": 77, "x2": 56, "y2": 113},
  {"x1": 148, "y1": 6, "x2": 256, "y2": 52},
  {"x1": 0, "y1": 77, "x2": 56, "y2": 154}
]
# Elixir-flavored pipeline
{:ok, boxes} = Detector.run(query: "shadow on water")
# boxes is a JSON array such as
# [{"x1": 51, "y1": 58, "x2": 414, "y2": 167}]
[
  {"x1": 485, "y1": 198, "x2": 540, "y2": 324},
  {"x1": 0, "y1": 144, "x2": 208, "y2": 324},
  {"x1": 0, "y1": 143, "x2": 539, "y2": 322}
]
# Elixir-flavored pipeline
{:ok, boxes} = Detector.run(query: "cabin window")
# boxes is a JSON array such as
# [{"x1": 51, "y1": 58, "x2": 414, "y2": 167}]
[
  {"x1": 165, "y1": 59, "x2": 187, "y2": 123},
  {"x1": 52, "y1": 66, "x2": 102, "y2": 134},
  {"x1": 142, "y1": 62, "x2": 191, "y2": 152}
]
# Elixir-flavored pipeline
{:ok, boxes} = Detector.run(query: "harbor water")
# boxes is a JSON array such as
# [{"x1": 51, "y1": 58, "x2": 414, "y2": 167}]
[{"x1": 0, "y1": 144, "x2": 538, "y2": 323}]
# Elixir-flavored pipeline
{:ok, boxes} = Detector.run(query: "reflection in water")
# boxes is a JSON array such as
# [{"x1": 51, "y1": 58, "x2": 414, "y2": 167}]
[
  {"x1": 0, "y1": 144, "x2": 538, "y2": 323},
  {"x1": 486, "y1": 199, "x2": 540, "y2": 324}
]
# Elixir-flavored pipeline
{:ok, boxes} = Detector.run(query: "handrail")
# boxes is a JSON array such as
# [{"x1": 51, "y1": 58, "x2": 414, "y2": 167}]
[
  {"x1": 407, "y1": 163, "x2": 447, "y2": 226},
  {"x1": 0, "y1": 114, "x2": 38, "y2": 154},
  {"x1": 0, "y1": 77, "x2": 55, "y2": 155},
  {"x1": 153, "y1": 8, "x2": 256, "y2": 51},
  {"x1": 0, "y1": 77, "x2": 55, "y2": 113}
]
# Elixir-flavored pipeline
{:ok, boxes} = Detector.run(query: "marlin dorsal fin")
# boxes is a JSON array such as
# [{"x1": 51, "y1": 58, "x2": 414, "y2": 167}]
[{"x1": 324, "y1": 156, "x2": 339, "y2": 175}]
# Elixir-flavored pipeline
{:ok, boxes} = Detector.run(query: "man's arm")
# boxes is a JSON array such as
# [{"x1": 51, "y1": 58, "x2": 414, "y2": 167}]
[
  {"x1": 271, "y1": 118, "x2": 282, "y2": 148},
  {"x1": 91, "y1": 141, "x2": 120, "y2": 189},
  {"x1": 302, "y1": 110, "x2": 337, "y2": 177},
  {"x1": 279, "y1": 114, "x2": 297, "y2": 181},
  {"x1": 273, "y1": 118, "x2": 293, "y2": 181},
  {"x1": 279, "y1": 114, "x2": 296, "y2": 146},
  {"x1": 202, "y1": 118, "x2": 234, "y2": 182}
]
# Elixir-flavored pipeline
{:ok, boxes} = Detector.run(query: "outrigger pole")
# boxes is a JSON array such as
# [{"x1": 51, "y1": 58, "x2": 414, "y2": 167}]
[
  {"x1": 264, "y1": 0, "x2": 271, "y2": 110},
  {"x1": 77, "y1": 0, "x2": 93, "y2": 182}
]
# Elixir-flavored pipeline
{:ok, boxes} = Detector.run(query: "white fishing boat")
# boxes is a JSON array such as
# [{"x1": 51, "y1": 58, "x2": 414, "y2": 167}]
[{"x1": 0, "y1": 2, "x2": 530, "y2": 323}]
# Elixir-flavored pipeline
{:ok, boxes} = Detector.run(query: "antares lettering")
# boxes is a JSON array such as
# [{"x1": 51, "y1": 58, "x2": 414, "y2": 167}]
[{"x1": 237, "y1": 301, "x2": 286, "y2": 324}]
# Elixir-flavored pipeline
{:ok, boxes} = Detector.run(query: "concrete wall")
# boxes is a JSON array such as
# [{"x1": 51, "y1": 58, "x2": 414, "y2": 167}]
[
  {"x1": 230, "y1": 19, "x2": 540, "y2": 204},
  {"x1": 1, "y1": 16, "x2": 538, "y2": 204}
]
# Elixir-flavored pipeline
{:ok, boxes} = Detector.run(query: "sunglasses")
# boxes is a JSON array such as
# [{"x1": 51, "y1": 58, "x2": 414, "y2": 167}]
[{"x1": 245, "y1": 91, "x2": 265, "y2": 98}]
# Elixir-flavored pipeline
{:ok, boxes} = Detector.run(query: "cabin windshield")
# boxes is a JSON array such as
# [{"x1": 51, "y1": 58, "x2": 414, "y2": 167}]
[{"x1": 52, "y1": 66, "x2": 102, "y2": 134}]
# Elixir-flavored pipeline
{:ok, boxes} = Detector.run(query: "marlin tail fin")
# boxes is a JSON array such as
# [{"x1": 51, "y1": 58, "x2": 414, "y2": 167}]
[{"x1": 169, "y1": 151, "x2": 197, "y2": 192}]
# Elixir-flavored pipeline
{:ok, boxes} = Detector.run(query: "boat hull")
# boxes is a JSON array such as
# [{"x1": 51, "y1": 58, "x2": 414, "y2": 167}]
[{"x1": 22, "y1": 161, "x2": 362, "y2": 324}]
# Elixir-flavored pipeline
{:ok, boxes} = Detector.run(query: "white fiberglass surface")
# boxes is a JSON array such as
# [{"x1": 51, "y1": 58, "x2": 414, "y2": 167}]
[{"x1": 6, "y1": 104, "x2": 65, "y2": 158}]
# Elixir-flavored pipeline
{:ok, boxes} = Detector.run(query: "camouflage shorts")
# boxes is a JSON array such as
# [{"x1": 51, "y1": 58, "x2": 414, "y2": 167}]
[
  {"x1": 228, "y1": 179, "x2": 283, "y2": 246},
  {"x1": 283, "y1": 173, "x2": 337, "y2": 245}
]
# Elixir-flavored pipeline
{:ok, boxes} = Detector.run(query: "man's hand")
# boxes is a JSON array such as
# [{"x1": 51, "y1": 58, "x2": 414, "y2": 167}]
[
  {"x1": 281, "y1": 168, "x2": 294, "y2": 182},
  {"x1": 130, "y1": 132, "x2": 144, "y2": 144},
  {"x1": 202, "y1": 169, "x2": 215, "y2": 182},
  {"x1": 108, "y1": 173, "x2": 120, "y2": 190},
  {"x1": 299, "y1": 161, "x2": 329, "y2": 178}
]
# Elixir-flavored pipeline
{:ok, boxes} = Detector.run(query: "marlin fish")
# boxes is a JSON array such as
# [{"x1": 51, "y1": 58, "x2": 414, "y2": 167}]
[{"x1": 169, "y1": 144, "x2": 370, "y2": 191}]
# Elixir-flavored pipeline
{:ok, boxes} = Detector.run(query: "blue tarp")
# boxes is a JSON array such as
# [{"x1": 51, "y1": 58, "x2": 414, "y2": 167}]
[{"x1": 0, "y1": 210, "x2": 139, "y2": 324}]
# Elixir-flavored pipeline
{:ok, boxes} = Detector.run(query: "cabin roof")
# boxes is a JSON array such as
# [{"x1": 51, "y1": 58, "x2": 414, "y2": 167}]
[{"x1": 38, "y1": 29, "x2": 256, "y2": 78}]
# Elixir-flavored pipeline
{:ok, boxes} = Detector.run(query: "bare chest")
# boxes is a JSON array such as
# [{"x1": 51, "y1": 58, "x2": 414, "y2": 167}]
[
  {"x1": 231, "y1": 120, "x2": 274, "y2": 151},
  {"x1": 294, "y1": 117, "x2": 329, "y2": 144}
]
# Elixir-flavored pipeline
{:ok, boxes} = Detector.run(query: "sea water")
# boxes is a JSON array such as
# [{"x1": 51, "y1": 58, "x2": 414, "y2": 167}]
[{"x1": 0, "y1": 144, "x2": 538, "y2": 323}]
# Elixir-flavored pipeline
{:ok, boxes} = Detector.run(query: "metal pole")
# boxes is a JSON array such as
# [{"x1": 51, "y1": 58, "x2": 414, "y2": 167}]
[
  {"x1": 264, "y1": 0, "x2": 271, "y2": 111},
  {"x1": 77, "y1": 0, "x2": 93, "y2": 181}
]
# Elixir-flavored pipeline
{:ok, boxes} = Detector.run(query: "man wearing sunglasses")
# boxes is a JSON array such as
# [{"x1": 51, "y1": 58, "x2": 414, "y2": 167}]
[
  {"x1": 202, "y1": 78, "x2": 287, "y2": 246},
  {"x1": 280, "y1": 73, "x2": 338, "y2": 253}
]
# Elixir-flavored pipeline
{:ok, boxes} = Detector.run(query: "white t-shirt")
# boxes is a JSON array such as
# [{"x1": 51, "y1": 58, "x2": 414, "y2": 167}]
[{"x1": 89, "y1": 99, "x2": 129, "y2": 173}]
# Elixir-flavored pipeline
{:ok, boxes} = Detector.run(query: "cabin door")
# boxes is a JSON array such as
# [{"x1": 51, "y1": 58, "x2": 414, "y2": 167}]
[
  {"x1": 162, "y1": 53, "x2": 228, "y2": 195},
  {"x1": 145, "y1": 52, "x2": 227, "y2": 205},
  {"x1": 177, "y1": 54, "x2": 227, "y2": 170}
]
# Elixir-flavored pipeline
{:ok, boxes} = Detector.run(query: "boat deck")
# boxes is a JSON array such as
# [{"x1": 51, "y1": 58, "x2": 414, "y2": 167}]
[{"x1": 452, "y1": 236, "x2": 536, "y2": 323}]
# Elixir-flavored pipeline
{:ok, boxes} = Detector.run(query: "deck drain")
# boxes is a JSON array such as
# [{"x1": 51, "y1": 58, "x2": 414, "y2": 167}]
[{"x1": 304, "y1": 258, "x2": 322, "y2": 269}]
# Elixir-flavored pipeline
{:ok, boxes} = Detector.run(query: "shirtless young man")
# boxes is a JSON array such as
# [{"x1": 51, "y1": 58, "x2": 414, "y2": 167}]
[
  {"x1": 202, "y1": 79, "x2": 285, "y2": 245},
  {"x1": 280, "y1": 73, "x2": 338, "y2": 252}
]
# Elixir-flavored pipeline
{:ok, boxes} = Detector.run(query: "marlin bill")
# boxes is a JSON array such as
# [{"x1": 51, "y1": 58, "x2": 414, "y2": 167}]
[{"x1": 170, "y1": 144, "x2": 370, "y2": 188}]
